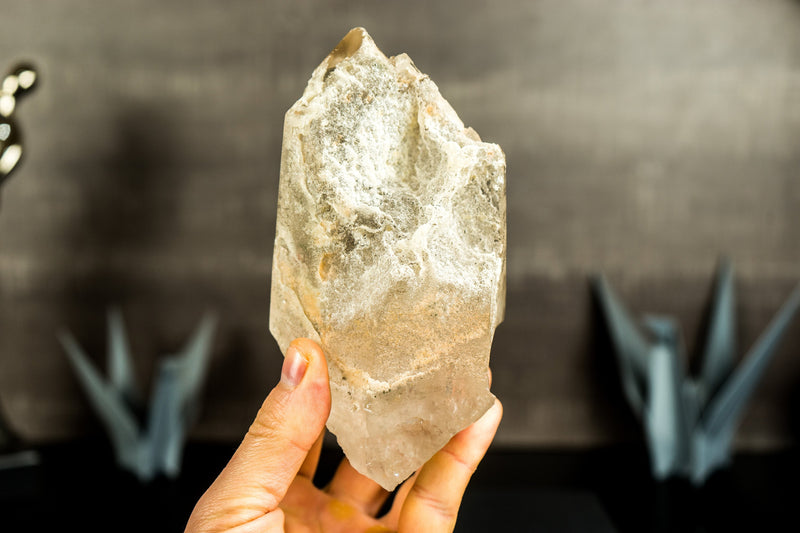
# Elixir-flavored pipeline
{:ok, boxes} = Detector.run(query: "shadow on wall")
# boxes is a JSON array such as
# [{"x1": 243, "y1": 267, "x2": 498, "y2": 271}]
[
  {"x1": 55, "y1": 102, "x2": 181, "y2": 294},
  {"x1": 50, "y1": 102, "x2": 182, "y2": 426},
  {"x1": 586, "y1": 278, "x2": 642, "y2": 443},
  {"x1": 48, "y1": 101, "x2": 262, "y2": 439}
]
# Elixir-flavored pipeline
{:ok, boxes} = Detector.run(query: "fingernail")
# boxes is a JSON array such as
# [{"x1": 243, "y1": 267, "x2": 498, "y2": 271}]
[{"x1": 281, "y1": 346, "x2": 308, "y2": 388}]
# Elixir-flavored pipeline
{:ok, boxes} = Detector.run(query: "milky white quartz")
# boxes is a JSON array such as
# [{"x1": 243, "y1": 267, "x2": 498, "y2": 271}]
[{"x1": 269, "y1": 27, "x2": 506, "y2": 491}]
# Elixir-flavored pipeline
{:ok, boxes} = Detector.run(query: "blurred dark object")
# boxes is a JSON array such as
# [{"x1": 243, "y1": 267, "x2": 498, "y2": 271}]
[
  {"x1": 0, "y1": 400, "x2": 19, "y2": 452},
  {"x1": 0, "y1": 62, "x2": 37, "y2": 187},
  {"x1": 593, "y1": 259, "x2": 800, "y2": 485},
  {"x1": 0, "y1": 60, "x2": 40, "y2": 471}
]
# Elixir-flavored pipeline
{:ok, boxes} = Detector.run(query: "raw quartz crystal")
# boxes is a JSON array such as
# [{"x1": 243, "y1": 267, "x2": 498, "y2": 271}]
[{"x1": 269, "y1": 27, "x2": 506, "y2": 491}]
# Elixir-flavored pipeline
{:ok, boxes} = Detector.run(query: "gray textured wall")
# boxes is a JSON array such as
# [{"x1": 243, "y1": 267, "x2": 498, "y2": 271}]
[{"x1": 0, "y1": 0, "x2": 799, "y2": 449}]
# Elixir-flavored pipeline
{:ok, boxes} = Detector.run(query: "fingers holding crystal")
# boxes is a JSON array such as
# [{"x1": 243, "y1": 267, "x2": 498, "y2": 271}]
[
  {"x1": 379, "y1": 471, "x2": 418, "y2": 528},
  {"x1": 327, "y1": 457, "x2": 391, "y2": 516},
  {"x1": 393, "y1": 399, "x2": 502, "y2": 532},
  {"x1": 298, "y1": 428, "x2": 326, "y2": 480},
  {"x1": 187, "y1": 338, "x2": 331, "y2": 530}
]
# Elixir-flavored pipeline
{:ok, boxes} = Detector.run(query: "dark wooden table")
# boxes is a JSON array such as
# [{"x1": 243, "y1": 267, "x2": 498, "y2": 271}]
[{"x1": 2, "y1": 440, "x2": 797, "y2": 532}]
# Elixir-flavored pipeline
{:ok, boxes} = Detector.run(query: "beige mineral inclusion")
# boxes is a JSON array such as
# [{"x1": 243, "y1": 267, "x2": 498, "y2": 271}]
[{"x1": 269, "y1": 27, "x2": 506, "y2": 491}]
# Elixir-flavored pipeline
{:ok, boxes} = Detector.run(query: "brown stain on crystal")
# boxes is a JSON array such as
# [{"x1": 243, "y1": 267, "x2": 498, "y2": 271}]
[
  {"x1": 319, "y1": 253, "x2": 333, "y2": 280},
  {"x1": 277, "y1": 255, "x2": 322, "y2": 324},
  {"x1": 327, "y1": 27, "x2": 365, "y2": 71}
]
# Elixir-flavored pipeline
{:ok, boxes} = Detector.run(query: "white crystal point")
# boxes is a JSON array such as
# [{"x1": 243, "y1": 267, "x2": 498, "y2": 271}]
[{"x1": 269, "y1": 27, "x2": 506, "y2": 491}]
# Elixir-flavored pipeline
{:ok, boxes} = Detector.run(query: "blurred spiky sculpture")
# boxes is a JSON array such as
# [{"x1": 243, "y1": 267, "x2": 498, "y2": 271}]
[
  {"x1": 593, "y1": 260, "x2": 800, "y2": 485},
  {"x1": 58, "y1": 309, "x2": 217, "y2": 481}
]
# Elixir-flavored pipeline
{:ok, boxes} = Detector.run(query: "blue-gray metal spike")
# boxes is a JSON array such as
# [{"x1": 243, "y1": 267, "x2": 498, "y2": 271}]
[
  {"x1": 592, "y1": 275, "x2": 651, "y2": 416},
  {"x1": 643, "y1": 316, "x2": 685, "y2": 361},
  {"x1": 175, "y1": 313, "x2": 217, "y2": 426},
  {"x1": 699, "y1": 259, "x2": 736, "y2": 400},
  {"x1": 691, "y1": 421, "x2": 736, "y2": 485},
  {"x1": 58, "y1": 329, "x2": 141, "y2": 472},
  {"x1": 107, "y1": 307, "x2": 142, "y2": 408},
  {"x1": 145, "y1": 315, "x2": 216, "y2": 479},
  {"x1": 702, "y1": 283, "x2": 800, "y2": 436},
  {"x1": 145, "y1": 358, "x2": 184, "y2": 480},
  {"x1": 644, "y1": 344, "x2": 692, "y2": 480}
]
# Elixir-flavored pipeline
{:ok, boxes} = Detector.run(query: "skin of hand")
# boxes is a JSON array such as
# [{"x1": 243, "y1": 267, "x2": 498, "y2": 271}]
[{"x1": 186, "y1": 338, "x2": 502, "y2": 533}]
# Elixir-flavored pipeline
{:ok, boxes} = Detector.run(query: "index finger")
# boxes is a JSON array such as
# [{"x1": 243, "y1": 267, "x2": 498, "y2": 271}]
[{"x1": 187, "y1": 339, "x2": 331, "y2": 530}]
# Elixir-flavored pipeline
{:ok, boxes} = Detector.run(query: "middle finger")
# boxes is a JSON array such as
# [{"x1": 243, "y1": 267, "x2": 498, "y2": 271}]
[{"x1": 326, "y1": 457, "x2": 391, "y2": 516}]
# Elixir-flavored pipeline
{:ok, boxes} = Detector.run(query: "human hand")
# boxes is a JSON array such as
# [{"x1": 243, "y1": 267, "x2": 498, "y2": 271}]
[{"x1": 186, "y1": 338, "x2": 502, "y2": 533}]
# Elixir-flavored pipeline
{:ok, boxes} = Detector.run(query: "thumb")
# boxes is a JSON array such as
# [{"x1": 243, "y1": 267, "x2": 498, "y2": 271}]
[{"x1": 189, "y1": 339, "x2": 331, "y2": 527}]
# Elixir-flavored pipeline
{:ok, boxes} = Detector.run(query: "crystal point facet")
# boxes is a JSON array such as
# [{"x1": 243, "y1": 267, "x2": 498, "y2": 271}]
[{"x1": 269, "y1": 27, "x2": 506, "y2": 491}]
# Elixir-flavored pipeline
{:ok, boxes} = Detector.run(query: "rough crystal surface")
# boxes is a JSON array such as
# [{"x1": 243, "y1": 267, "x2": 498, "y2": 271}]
[{"x1": 269, "y1": 27, "x2": 506, "y2": 491}]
